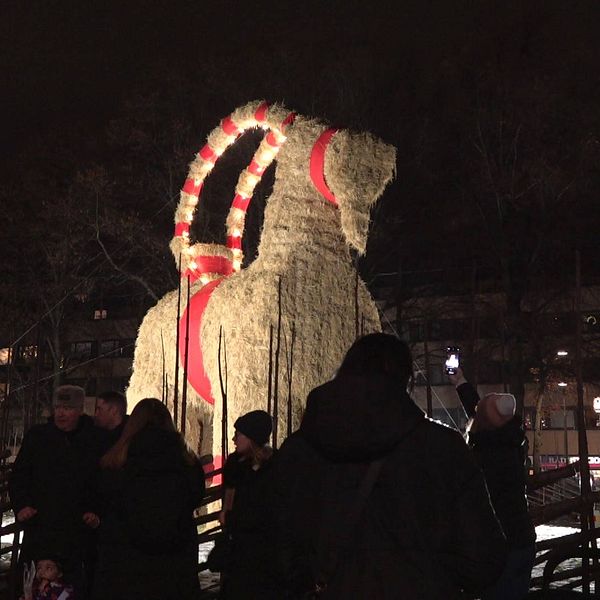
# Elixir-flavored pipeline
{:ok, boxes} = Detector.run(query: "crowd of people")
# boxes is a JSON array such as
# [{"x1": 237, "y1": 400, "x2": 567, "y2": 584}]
[{"x1": 9, "y1": 333, "x2": 536, "y2": 600}]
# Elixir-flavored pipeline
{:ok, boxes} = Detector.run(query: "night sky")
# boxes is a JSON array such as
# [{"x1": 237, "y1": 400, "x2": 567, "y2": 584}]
[{"x1": 2, "y1": 0, "x2": 600, "y2": 293}]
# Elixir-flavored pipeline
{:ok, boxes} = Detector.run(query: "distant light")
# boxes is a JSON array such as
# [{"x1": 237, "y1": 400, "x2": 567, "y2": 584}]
[
  {"x1": 594, "y1": 397, "x2": 600, "y2": 414},
  {"x1": 557, "y1": 350, "x2": 569, "y2": 357},
  {"x1": 558, "y1": 382, "x2": 568, "y2": 387}
]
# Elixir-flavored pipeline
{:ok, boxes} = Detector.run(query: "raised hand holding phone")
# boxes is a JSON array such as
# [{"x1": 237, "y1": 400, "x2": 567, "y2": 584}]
[{"x1": 445, "y1": 346, "x2": 460, "y2": 375}]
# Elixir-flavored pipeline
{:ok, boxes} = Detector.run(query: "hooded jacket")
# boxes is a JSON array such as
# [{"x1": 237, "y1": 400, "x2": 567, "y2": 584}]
[{"x1": 275, "y1": 374, "x2": 507, "y2": 600}]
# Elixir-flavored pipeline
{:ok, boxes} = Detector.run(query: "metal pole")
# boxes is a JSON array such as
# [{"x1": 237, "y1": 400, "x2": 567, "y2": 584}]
[
  {"x1": 354, "y1": 269, "x2": 360, "y2": 340},
  {"x1": 423, "y1": 321, "x2": 432, "y2": 418},
  {"x1": 218, "y1": 326, "x2": 228, "y2": 462},
  {"x1": 160, "y1": 330, "x2": 166, "y2": 404},
  {"x1": 174, "y1": 254, "x2": 182, "y2": 421},
  {"x1": 563, "y1": 388, "x2": 569, "y2": 464},
  {"x1": 272, "y1": 278, "x2": 282, "y2": 449},
  {"x1": 267, "y1": 324, "x2": 273, "y2": 416},
  {"x1": 286, "y1": 323, "x2": 296, "y2": 437},
  {"x1": 575, "y1": 249, "x2": 593, "y2": 593},
  {"x1": 181, "y1": 276, "x2": 191, "y2": 435}
]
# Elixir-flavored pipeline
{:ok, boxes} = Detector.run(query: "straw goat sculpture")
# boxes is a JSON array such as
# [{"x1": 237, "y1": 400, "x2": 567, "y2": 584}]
[{"x1": 127, "y1": 101, "x2": 396, "y2": 464}]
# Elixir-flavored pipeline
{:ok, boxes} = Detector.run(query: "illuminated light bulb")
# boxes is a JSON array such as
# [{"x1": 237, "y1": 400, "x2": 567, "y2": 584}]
[
  {"x1": 558, "y1": 382, "x2": 568, "y2": 387},
  {"x1": 189, "y1": 261, "x2": 198, "y2": 270},
  {"x1": 200, "y1": 274, "x2": 210, "y2": 284},
  {"x1": 182, "y1": 230, "x2": 189, "y2": 238},
  {"x1": 232, "y1": 228, "x2": 242, "y2": 238},
  {"x1": 186, "y1": 212, "x2": 194, "y2": 222},
  {"x1": 262, "y1": 145, "x2": 281, "y2": 161},
  {"x1": 233, "y1": 259, "x2": 242, "y2": 270}
]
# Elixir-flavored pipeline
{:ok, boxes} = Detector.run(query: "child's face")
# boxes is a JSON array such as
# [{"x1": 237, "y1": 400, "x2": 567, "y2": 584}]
[{"x1": 36, "y1": 560, "x2": 61, "y2": 582}]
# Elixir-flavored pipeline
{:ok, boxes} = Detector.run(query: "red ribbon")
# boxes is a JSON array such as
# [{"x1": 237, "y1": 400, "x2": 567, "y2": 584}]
[
  {"x1": 199, "y1": 144, "x2": 217, "y2": 163},
  {"x1": 248, "y1": 160, "x2": 265, "y2": 176},
  {"x1": 266, "y1": 131, "x2": 280, "y2": 148},
  {"x1": 221, "y1": 116, "x2": 239, "y2": 136},
  {"x1": 232, "y1": 194, "x2": 251, "y2": 212},
  {"x1": 174, "y1": 222, "x2": 190, "y2": 237},
  {"x1": 254, "y1": 102, "x2": 269, "y2": 122},
  {"x1": 184, "y1": 255, "x2": 234, "y2": 277},
  {"x1": 281, "y1": 112, "x2": 296, "y2": 129},
  {"x1": 178, "y1": 278, "x2": 223, "y2": 405},
  {"x1": 182, "y1": 178, "x2": 203, "y2": 196},
  {"x1": 309, "y1": 128, "x2": 339, "y2": 206},
  {"x1": 227, "y1": 235, "x2": 242, "y2": 250},
  {"x1": 203, "y1": 454, "x2": 224, "y2": 486}
]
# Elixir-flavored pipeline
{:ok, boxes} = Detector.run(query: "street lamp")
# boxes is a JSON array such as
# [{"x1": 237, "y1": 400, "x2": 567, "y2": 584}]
[{"x1": 557, "y1": 350, "x2": 569, "y2": 357}]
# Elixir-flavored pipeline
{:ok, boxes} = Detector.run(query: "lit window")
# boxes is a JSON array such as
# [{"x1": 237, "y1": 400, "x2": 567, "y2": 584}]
[
  {"x1": 69, "y1": 342, "x2": 94, "y2": 360},
  {"x1": 17, "y1": 346, "x2": 38, "y2": 363},
  {"x1": 0, "y1": 348, "x2": 10, "y2": 366}
]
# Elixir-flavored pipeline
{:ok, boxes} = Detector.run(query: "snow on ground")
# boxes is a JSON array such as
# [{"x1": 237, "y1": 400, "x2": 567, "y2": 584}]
[{"x1": 534, "y1": 523, "x2": 593, "y2": 593}]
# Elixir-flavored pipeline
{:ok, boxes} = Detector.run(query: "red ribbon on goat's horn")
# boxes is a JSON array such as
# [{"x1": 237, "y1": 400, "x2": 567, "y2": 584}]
[{"x1": 309, "y1": 128, "x2": 339, "y2": 206}]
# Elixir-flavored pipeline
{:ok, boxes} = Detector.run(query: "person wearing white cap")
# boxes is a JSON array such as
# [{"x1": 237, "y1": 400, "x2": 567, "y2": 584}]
[{"x1": 449, "y1": 367, "x2": 536, "y2": 600}]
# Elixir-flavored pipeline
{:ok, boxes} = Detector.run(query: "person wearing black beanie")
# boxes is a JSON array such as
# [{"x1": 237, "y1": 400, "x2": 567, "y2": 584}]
[
  {"x1": 233, "y1": 410, "x2": 273, "y2": 447},
  {"x1": 217, "y1": 410, "x2": 279, "y2": 599}
]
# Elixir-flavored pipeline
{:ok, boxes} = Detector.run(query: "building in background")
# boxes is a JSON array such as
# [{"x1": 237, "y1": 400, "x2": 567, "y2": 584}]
[
  {"x1": 373, "y1": 273, "x2": 600, "y2": 471},
  {"x1": 0, "y1": 292, "x2": 147, "y2": 451}
]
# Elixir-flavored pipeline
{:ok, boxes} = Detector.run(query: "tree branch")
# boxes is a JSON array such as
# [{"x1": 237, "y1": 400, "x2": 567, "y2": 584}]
[{"x1": 94, "y1": 200, "x2": 159, "y2": 301}]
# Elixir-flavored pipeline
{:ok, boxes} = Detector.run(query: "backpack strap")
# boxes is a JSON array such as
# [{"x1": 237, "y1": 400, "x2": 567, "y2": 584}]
[
  {"x1": 311, "y1": 416, "x2": 428, "y2": 596},
  {"x1": 313, "y1": 457, "x2": 384, "y2": 594}
]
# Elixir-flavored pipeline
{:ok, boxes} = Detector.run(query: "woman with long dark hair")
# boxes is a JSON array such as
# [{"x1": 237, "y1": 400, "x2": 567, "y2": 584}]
[{"x1": 91, "y1": 398, "x2": 205, "y2": 600}]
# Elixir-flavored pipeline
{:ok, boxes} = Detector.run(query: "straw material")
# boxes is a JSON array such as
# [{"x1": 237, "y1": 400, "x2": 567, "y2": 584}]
[{"x1": 128, "y1": 102, "x2": 396, "y2": 456}]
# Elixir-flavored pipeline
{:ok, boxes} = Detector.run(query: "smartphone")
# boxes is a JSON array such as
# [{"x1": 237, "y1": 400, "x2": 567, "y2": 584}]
[{"x1": 445, "y1": 346, "x2": 460, "y2": 375}]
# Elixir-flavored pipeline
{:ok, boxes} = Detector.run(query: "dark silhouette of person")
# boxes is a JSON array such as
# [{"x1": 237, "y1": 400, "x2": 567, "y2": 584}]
[
  {"x1": 276, "y1": 333, "x2": 507, "y2": 599},
  {"x1": 449, "y1": 367, "x2": 536, "y2": 600},
  {"x1": 218, "y1": 410, "x2": 279, "y2": 600},
  {"x1": 91, "y1": 398, "x2": 205, "y2": 600},
  {"x1": 10, "y1": 385, "x2": 104, "y2": 597}
]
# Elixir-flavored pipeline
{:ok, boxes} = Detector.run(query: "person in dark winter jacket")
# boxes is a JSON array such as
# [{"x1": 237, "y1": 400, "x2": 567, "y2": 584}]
[
  {"x1": 450, "y1": 367, "x2": 536, "y2": 600},
  {"x1": 276, "y1": 333, "x2": 507, "y2": 600},
  {"x1": 219, "y1": 410, "x2": 279, "y2": 600},
  {"x1": 9, "y1": 385, "x2": 104, "y2": 598},
  {"x1": 89, "y1": 390, "x2": 128, "y2": 590},
  {"x1": 91, "y1": 398, "x2": 205, "y2": 600}
]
